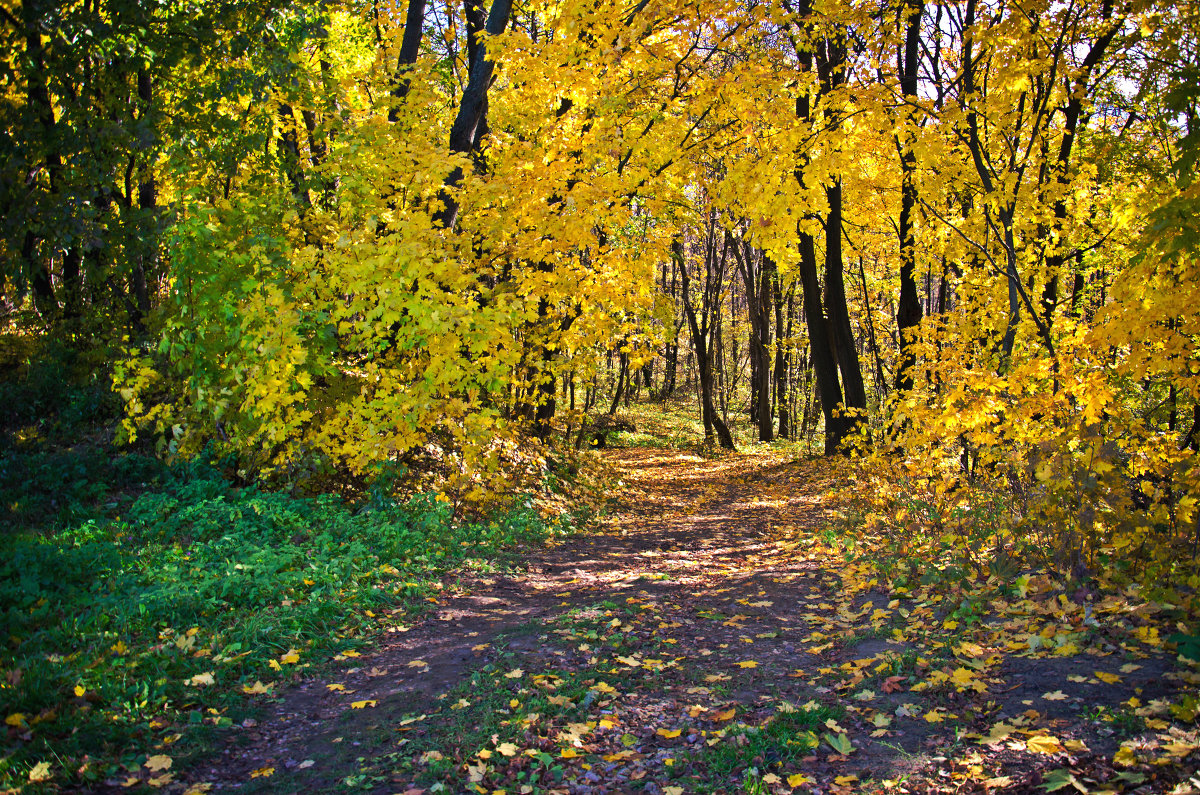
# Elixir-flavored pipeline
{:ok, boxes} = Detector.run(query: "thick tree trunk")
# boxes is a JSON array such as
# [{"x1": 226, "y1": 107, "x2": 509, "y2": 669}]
[
  {"x1": 895, "y1": 0, "x2": 924, "y2": 392},
  {"x1": 434, "y1": 0, "x2": 513, "y2": 230},
  {"x1": 388, "y1": 0, "x2": 427, "y2": 119}
]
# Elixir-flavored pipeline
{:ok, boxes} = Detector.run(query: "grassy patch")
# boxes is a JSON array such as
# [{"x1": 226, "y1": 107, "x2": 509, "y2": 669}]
[{"x1": 0, "y1": 462, "x2": 570, "y2": 790}]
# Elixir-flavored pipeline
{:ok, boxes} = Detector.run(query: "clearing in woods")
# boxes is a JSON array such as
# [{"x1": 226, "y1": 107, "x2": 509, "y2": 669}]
[{"x1": 183, "y1": 446, "x2": 1198, "y2": 794}]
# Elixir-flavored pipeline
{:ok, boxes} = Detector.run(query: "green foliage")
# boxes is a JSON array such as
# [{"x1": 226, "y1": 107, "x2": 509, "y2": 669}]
[{"x1": 0, "y1": 460, "x2": 567, "y2": 790}]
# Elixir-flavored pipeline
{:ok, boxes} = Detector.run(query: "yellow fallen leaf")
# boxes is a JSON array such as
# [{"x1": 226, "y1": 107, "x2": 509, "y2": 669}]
[
  {"x1": 762, "y1": 773, "x2": 781, "y2": 784},
  {"x1": 280, "y1": 650, "x2": 300, "y2": 665},
  {"x1": 496, "y1": 742, "x2": 519, "y2": 757},
  {"x1": 477, "y1": 749, "x2": 492, "y2": 759},
  {"x1": 183, "y1": 784, "x2": 214, "y2": 795},
  {"x1": 242, "y1": 680, "x2": 271, "y2": 694},
  {"x1": 5, "y1": 713, "x2": 26, "y2": 727},
  {"x1": 148, "y1": 773, "x2": 174, "y2": 787},
  {"x1": 268, "y1": 659, "x2": 281, "y2": 671},
  {"x1": 472, "y1": 643, "x2": 489, "y2": 651},
  {"x1": 560, "y1": 747, "x2": 580, "y2": 758},
  {"x1": 74, "y1": 685, "x2": 85, "y2": 697},
  {"x1": 28, "y1": 762, "x2": 52, "y2": 782},
  {"x1": 714, "y1": 708, "x2": 736, "y2": 721},
  {"x1": 1094, "y1": 671, "x2": 1121, "y2": 684},
  {"x1": 835, "y1": 775, "x2": 858, "y2": 786},
  {"x1": 1041, "y1": 690, "x2": 1067, "y2": 701},
  {"x1": 342, "y1": 650, "x2": 361, "y2": 658},
  {"x1": 504, "y1": 668, "x2": 524, "y2": 679},
  {"x1": 664, "y1": 788, "x2": 684, "y2": 795},
  {"x1": 735, "y1": 660, "x2": 759, "y2": 669},
  {"x1": 1113, "y1": 746, "x2": 1137, "y2": 767},
  {"x1": 978, "y1": 722, "x2": 1014, "y2": 745},
  {"x1": 408, "y1": 659, "x2": 429, "y2": 668},
  {"x1": 923, "y1": 710, "x2": 945, "y2": 723},
  {"x1": 656, "y1": 728, "x2": 682, "y2": 738},
  {"x1": 592, "y1": 681, "x2": 617, "y2": 694},
  {"x1": 145, "y1": 755, "x2": 173, "y2": 772},
  {"x1": 187, "y1": 672, "x2": 215, "y2": 686},
  {"x1": 350, "y1": 700, "x2": 377, "y2": 709},
  {"x1": 788, "y1": 773, "x2": 812, "y2": 786},
  {"x1": 1026, "y1": 734, "x2": 1064, "y2": 754},
  {"x1": 326, "y1": 683, "x2": 346, "y2": 691},
  {"x1": 250, "y1": 767, "x2": 274, "y2": 778}
]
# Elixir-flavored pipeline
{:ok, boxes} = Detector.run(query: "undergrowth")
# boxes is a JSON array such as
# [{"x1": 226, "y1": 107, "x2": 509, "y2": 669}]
[{"x1": 0, "y1": 335, "x2": 580, "y2": 791}]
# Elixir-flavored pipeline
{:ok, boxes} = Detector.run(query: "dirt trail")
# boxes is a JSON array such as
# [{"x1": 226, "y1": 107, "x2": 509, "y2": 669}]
[{"x1": 183, "y1": 448, "x2": 1196, "y2": 794}]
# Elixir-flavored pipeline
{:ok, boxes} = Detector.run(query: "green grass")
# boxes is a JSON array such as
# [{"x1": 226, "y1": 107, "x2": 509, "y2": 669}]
[{"x1": 0, "y1": 458, "x2": 571, "y2": 790}]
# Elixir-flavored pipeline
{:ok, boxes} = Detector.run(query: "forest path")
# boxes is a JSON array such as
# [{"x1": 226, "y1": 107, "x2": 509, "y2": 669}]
[{"x1": 183, "y1": 447, "x2": 1191, "y2": 794}]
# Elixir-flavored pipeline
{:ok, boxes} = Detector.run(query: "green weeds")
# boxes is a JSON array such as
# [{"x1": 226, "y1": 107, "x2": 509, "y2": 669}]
[{"x1": 0, "y1": 462, "x2": 568, "y2": 790}]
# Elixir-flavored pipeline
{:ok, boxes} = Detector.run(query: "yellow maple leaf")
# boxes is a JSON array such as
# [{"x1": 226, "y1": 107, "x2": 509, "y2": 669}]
[
  {"x1": 504, "y1": 668, "x2": 524, "y2": 678},
  {"x1": 735, "y1": 660, "x2": 759, "y2": 669},
  {"x1": 350, "y1": 700, "x2": 377, "y2": 709},
  {"x1": 714, "y1": 708, "x2": 736, "y2": 721},
  {"x1": 326, "y1": 683, "x2": 346, "y2": 691},
  {"x1": 28, "y1": 761, "x2": 52, "y2": 782},
  {"x1": 187, "y1": 672, "x2": 215, "y2": 686},
  {"x1": 1094, "y1": 671, "x2": 1121, "y2": 684},
  {"x1": 788, "y1": 773, "x2": 812, "y2": 786},
  {"x1": 496, "y1": 742, "x2": 519, "y2": 756},
  {"x1": 1026, "y1": 734, "x2": 1064, "y2": 754},
  {"x1": 250, "y1": 767, "x2": 274, "y2": 778},
  {"x1": 280, "y1": 650, "x2": 300, "y2": 665},
  {"x1": 1041, "y1": 690, "x2": 1067, "y2": 701},
  {"x1": 341, "y1": 650, "x2": 361, "y2": 658},
  {"x1": 243, "y1": 680, "x2": 271, "y2": 694},
  {"x1": 923, "y1": 710, "x2": 945, "y2": 723},
  {"x1": 144, "y1": 755, "x2": 173, "y2": 772},
  {"x1": 74, "y1": 685, "x2": 85, "y2": 697},
  {"x1": 5, "y1": 713, "x2": 26, "y2": 727},
  {"x1": 1113, "y1": 746, "x2": 1138, "y2": 767},
  {"x1": 656, "y1": 728, "x2": 682, "y2": 738},
  {"x1": 560, "y1": 747, "x2": 580, "y2": 758}
]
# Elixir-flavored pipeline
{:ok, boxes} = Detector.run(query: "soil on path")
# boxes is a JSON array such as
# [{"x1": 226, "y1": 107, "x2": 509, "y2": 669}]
[{"x1": 182, "y1": 448, "x2": 1199, "y2": 794}]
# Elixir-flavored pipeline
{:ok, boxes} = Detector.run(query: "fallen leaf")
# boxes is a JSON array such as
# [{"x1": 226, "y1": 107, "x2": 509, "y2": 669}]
[
  {"x1": 496, "y1": 742, "x2": 519, "y2": 757},
  {"x1": 145, "y1": 755, "x2": 173, "y2": 772},
  {"x1": 326, "y1": 683, "x2": 346, "y2": 691},
  {"x1": 1042, "y1": 690, "x2": 1068, "y2": 701},
  {"x1": 656, "y1": 728, "x2": 682, "y2": 738},
  {"x1": 1026, "y1": 734, "x2": 1065, "y2": 755},
  {"x1": 714, "y1": 708, "x2": 736, "y2": 721},
  {"x1": 881, "y1": 676, "x2": 905, "y2": 693},
  {"x1": 505, "y1": 668, "x2": 524, "y2": 679},
  {"x1": 735, "y1": 660, "x2": 759, "y2": 669},
  {"x1": 1094, "y1": 671, "x2": 1121, "y2": 684},
  {"x1": 242, "y1": 680, "x2": 271, "y2": 694},
  {"x1": 788, "y1": 773, "x2": 812, "y2": 786},
  {"x1": 350, "y1": 700, "x2": 377, "y2": 709},
  {"x1": 187, "y1": 672, "x2": 215, "y2": 686},
  {"x1": 298, "y1": 760, "x2": 315, "y2": 769},
  {"x1": 824, "y1": 732, "x2": 854, "y2": 755},
  {"x1": 28, "y1": 762, "x2": 52, "y2": 782},
  {"x1": 408, "y1": 659, "x2": 429, "y2": 668},
  {"x1": 5, "y1": 713, "x2": 26, "y2": 727},
  {"x1": 280, "y1": 650, "x2": 300, "y2": 665},
  {"x1": 250, "y1": 767, "x2": 274, "y2": 778}
]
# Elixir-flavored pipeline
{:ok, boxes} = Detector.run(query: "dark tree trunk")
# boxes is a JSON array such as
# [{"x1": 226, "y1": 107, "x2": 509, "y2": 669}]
[
  {"x1": 434, "y1": 0, "x2": 513, "y2": 230},
  {"x1": 388, "y1": 0, "x2": 427, "y2": 119},
  {"x1": 894, "y1": 0, "x2": 924, "y2": 392}
]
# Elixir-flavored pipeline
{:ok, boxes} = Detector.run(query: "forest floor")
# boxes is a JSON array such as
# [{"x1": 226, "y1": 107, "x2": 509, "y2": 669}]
[{"x1": 176, "y1": 445, "x2": 1200, "y2": 795}]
